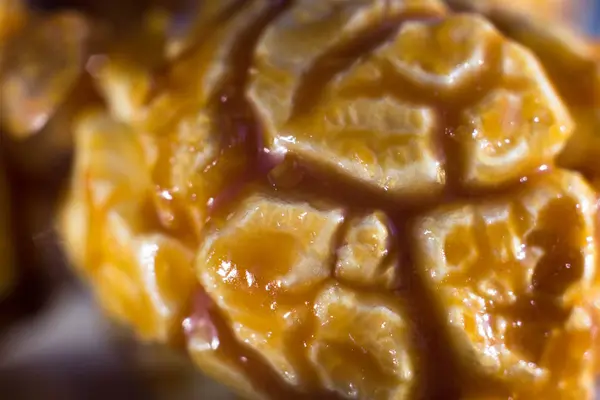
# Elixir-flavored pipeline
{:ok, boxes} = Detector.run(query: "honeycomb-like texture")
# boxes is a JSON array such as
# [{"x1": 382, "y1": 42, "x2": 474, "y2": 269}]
[
  {"x1": 58, "y1": 1, "x2": 600, "y2": 399},
  {"x1": 248, "y1": 6, "x2": 571, "y2": 195},
  {"x1": 445, "y1": 0, "x2": 600, "y2": 182},
  {"x1": 413, "y1": 171, "x2": 598, "y2": 398}
]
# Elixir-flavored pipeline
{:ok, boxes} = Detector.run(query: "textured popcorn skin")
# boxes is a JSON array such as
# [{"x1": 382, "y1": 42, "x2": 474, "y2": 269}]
[
  {"x1": 49, "y1": 0, "x2": 600, "y2": 399},
  {"x1": 445, "y1": 0, "x2": 600, "y2": 179}
]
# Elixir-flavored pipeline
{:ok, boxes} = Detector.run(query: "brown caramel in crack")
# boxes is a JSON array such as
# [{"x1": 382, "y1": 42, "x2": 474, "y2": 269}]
[
  {"x1": 249, "y1": 10, "x2": 572, "y2": 196},
  {"x1": 413, "y1": 171, "x2": 598, "y2": 398},
  {"x1": 197, "y1": 193, "x2": 344, "y2": 386},
  {"x1": 58, "y1": 0, "x2": 600, "y2": 399}
]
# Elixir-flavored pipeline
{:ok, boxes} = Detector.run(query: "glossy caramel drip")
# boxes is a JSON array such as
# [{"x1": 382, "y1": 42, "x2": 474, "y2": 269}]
[{"x1": 54, "y1": 0, "x2": 600, "y2": 399}]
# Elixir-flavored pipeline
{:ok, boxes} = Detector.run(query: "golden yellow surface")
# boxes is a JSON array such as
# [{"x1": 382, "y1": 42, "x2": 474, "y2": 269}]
[
  {"x1": 50, "y1": 0, "x2": 600, "y2": 399},
  {"x1": 414, "y1": 171, "x2": 598, "y2": 398},
  {"x1": 448, "y1": 0, "x2": 600, "y2": 183}
]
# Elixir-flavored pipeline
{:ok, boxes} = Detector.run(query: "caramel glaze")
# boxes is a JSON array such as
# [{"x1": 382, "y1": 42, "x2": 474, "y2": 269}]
[
  {"x1": 146, "y1": 1, "x2": 266, "y2": 247},
  {"x1": 164, "y1": 4, "x2": 594, "y2": 399},
  {"x1": 183, "y1": 285, "x2": 320, "y2": 399},
  {"x1": 447, "y1": 0, "x2": 600, "y2": 380},
  {"x1": 45, "y1": 0, "x2": 600, "y2": 398},
  {"x1": 184, "y1": 15, "x2": 413, "y2": 400},
  {"x1": 170, "y1": 3, "x2": 465, "y2": 399},
  {"x1": 446, "y1": 0, "x2": 600, "y2": 179},
  {"x1": 170, "y1": 0, "x2": 344, "y2": 398}
]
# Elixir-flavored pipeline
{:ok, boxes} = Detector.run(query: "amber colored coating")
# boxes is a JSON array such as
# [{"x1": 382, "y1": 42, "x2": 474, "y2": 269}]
[
  {"x1": 56, "y1": 0, "x2": 600, "y2": 399},
  {"x1": 446, "y1": 0, "x2": 600, "y2": 182},
  {"x1": 413, "y1": 171, "x2": 598, "y2": 398}
]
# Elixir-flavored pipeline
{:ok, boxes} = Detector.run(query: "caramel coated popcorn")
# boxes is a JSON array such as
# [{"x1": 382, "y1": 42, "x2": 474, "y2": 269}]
[{"x1": 38, "y1": 0, "x2": 600, "y2": 398}]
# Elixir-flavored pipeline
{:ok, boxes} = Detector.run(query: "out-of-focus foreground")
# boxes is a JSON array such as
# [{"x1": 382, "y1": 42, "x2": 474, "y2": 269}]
[{"x1": 0, "y1": 0, "x2": 235, "y2": 398}]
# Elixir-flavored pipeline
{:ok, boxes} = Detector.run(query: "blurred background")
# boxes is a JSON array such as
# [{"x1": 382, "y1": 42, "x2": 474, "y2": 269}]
[
  {"x1": 0, "y1": 0, "x2": 237, "y2": 398},
  {"x1": 0, "y1": 1, "x2": 599, "y2": 399}
]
